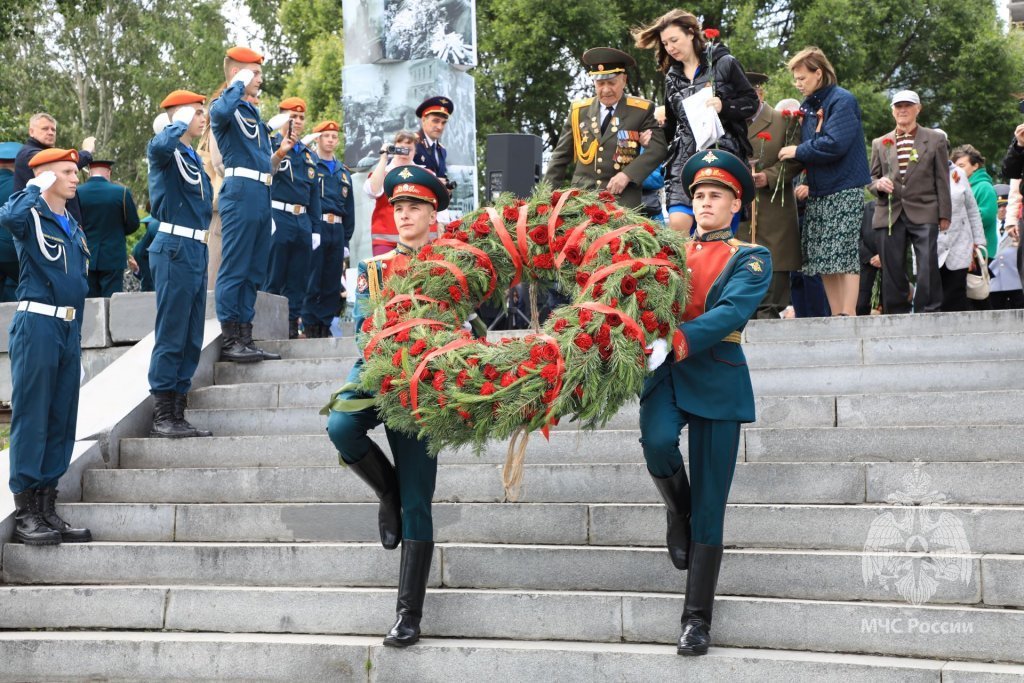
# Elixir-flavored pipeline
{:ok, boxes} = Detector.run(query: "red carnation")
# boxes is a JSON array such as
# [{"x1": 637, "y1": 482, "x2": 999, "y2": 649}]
[
  {"x1": 430, "y1": 266, "x2": 446, "y2": 276},
  {"x1": 484, "y1": 364, "x2": 499, "y2": 380},
  {"x1": 624, "y1": 325, "x2": 644, "y2": 342},
  {"x1": 553, "y1": 318, "x2": 568, "y2": 333},
  {"x1": 655, "y1": 267, "x2": 671, "y2": 285},
  {"x1": 467, "y1": 357, "x2": 480, "y2": 366},
  {"x1": 456, "y1": 231, "x2": 469, "y2": 242},
  {"x1": 631, "y1": 261, "x2": 644, "y2": 272},
  {"x1": 579, "y1": 308, "x2": 593, "y2": 325},
  {"x1": 609, "y1": 297, "x2": 618, "y2": 308},
  {"x1": 529, "y1": 225, "x2": 549, "y2": 245},
  {"x1": 575, "y1": 333, "x2": 594, "y2": 351},
  {"x1": 589, "y1": 209, "x2": 610, "y2": 225},
  {"x1": 391, "y1": 349, "x2": 403, "y2": 367},
  {"x1": 533, "y1": 253, "x2": 555, "y2": 269},
  {"x1": 612, "y1": 253, "x2": 631, "y2": 264},
  {"x1": 518, "y1": 360, "x2": 537, "y2": 377},
  {"x1": 476, "y1": 254, "x2": 490, "y2": 268},
  {"x1": 598, "y1": 191, "x2": 616, "y2": 202},
  {"x1": 456, "y1": 369, "x2": 470, "y2": 387},
  {"x1": 635, "y1": 289, "x2": 648, "y2": 308},
  {"x1": 380, "y1": 376, "x2": 394, "y2": 394},
  {"x1": 641, "y1": 310, "x2": 659, "y2": 332},
  {"x1": 385, "y1": 310, "x2": 399, "y2": 325},
  {"x1": 399, "y1": 391, "x2": 410, "y2": 408},
  {"x1": 409, "y1": 339, "x2": 427, "y2": 356},
  {"x1": 620, "y1": 274, "x2": 638, "y2": 296},
  {"x1": 756, "y1": 131, "x2": 772, "y2": 141},
  {"x1": 396, "y1": 329, "x2": 411, "y2": 342},
  {"x1": 703, "y1": 28, "x2": 720, "y2": 39},
  {"x1": 671, "y1": 301, "x2": 682, "y2": 317},
  {"x1": 608, "y1": 237, "x2": 621, "y2": 254},
  {"x1": 432, "y1": 371, "x2": 446, "y2": 391},
  {"x1": 361, "y1": 318, "x2": 374, "y2": 333},
  {"x1": 480, "y1": 381, "x2": 496, "y2": 396},
  {"x1": 552, "y1": 236, "x2": 567, "y2": 252},
  {"x1": 882, "y1": 137, "x2": 895, "y2": 147},
  {"x1": 551, "y1": 191, "x2": 562, "y2": 203},
  {"x1": 598, "y1": 345, "x2": 612, "y2": 362},
  {"x1": 644, "y1": 224, "x2": 657, "y2": 236},
  {"x1": 500, "y1": 372, "x2": 517, "y2": 387},
  {"x1": 592, "y1": 283, "x2": 604, "y2": 297},
  {"x1": 420, "y1": 369, "x2": 432, "y2": 383},
  {"x1": 536, "y1": 204, "x2": 551, "y2": 215},
  {"x1": 542, "y1": 388, "x2": 559, "y2": 404},
  {"x1": 458, "y1": 409, "x2": 472, "y2": 421},
  {"x1": 540, "y1": 363, "x2": 560, "y2": 384},
  {"x1": 659, "y1": 322, "x2": 671, "y2": 338},
  {"x1": 449, "y1": 285, "x2": 462, "y2": 303},
  {"x1": 573, "y1": 385, "x2": 584, "y2": 399},
  {"x1": 503, "y1": 205, "x2": 519, "y2": 221}
]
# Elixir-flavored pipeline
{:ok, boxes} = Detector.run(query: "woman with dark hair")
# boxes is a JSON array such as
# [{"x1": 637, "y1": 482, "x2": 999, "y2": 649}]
[
  {"x1": 633, "y1": 10, "x2": 757, "y2": 234},
  {"x1": 951, "y1": 144, "x2": 998, "y2": 310},
  {"x1": 778, "y1": 47, "x2": 870, "y2": 316}
]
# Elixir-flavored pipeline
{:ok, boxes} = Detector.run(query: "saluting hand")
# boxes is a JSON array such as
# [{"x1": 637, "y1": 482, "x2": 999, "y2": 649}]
[
  {"x1": 302, "y1": 132, "x2": 322, "y2": 146},
  {"x1": 81, "y1": 136, "x2": 96, "y2": 153},
  {"x1": 27, "y1": 171, "x2": 56, "y2": 192},
  {"x1": 152, "y1": 113, "x2": 171, "y2": 134},
  {"x1": 605, "y1": 171, "x2": 630, "y2": 195},
  {"x1": 232, "y1": 68, "x2": 255, "y2": 87},
  {"x1": 172, "y1": 106, "x2": 195, "y2": 126},
  {"x1": 266, "y1": 113, "x2": 291, "y2": 133}
]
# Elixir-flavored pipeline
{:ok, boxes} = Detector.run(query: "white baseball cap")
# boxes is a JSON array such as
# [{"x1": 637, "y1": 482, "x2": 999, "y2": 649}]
[{"x1": 891, "y1": 90, "x2": 920, "y2": 106}]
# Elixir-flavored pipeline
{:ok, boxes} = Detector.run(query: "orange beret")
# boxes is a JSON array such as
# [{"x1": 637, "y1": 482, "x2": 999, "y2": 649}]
[
  {"x1": 226, "y1": 46, "x2": 264, "y2": 64},
  {"x1": 29, "y1": 148, "x2": 79, "y2": 168},
  {"x1": 279, "y1": 97, "x2": 307, "y2": 113},
  {"x1": 161, "y1": 90, "x2": 206, "y2": 109},
  {"x1": 313, "y1": 121, "x2": 339, "y2": 133}
]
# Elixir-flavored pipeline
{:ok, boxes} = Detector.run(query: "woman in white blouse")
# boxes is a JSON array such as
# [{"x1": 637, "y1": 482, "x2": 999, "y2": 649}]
[{"x1": 939, "y1": 161, "x2": 987, "y2": 311}]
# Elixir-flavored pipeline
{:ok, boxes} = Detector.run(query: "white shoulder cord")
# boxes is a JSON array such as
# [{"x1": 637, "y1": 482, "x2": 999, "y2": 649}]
[
  {"x1": 31, "y1": 208, "x2": 63, "y2": 262},
  {"x1": 174, "y1": 149, "x2": 205, "y2": 199},
  {"x1": 233, "y1": 110, "x2": 260, "y2": 140},
  {"x1": 279, "y1": 156, "x2": 293, "y2": 181}
]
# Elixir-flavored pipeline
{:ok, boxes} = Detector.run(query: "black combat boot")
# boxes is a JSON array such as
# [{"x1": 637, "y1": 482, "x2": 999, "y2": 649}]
[
  {"x1": 150, "y1": 392, "x2": 194, "y2": 438},
  {"x1": 383, "y1": 539, "x2": 434, "y2": 647},
  {"x1": 220, "y1": 321, "x2": 262, "y2": 363},
  {"x1": 38, "y1": 488, "x2": 92, "y2": 543},
  {"x1": 288, "y1": 319, "x2": 300, "y2": 339},
  {"x1": 12, "y1": 490, "x2": 61, "y2": 545},
  {"x1": 650, "y1": 466, "x2": 692, "y2": 570},
  {"x1": 677, "y1": 542, "x2": 725, "y2": 656},
  {"x1": 346, "y1": 442, "x2": 402, "y2": 549},
  {"x1": 174, "y1": 393, "x2": 212, "y2": 437},
  {"x1": 239, "y1": 321, "x2": 281, "y2": 360}
]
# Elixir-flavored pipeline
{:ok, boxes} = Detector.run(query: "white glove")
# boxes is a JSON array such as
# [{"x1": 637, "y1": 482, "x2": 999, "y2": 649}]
[
  {"x1": 27, "y1": 171, "x2": 56, "y2": 191},
  {"x1": 172, "y1": 105, "x2": 195, "y2": 126},
  {"x1": 267, "y1": 113, "x2": 291, "y2": 132},
  {"x1": 344, "y1": 247, "x2": 350, "y2": 259},
  {"x1": 312, "y1": 233, "x2": 321, "y2": 251},
  {"x1": 232, "y1": 68, "x2": 254, "y2": 87},
  {"x1": 81, "y1": 136, "x2": 96, "y2": 153},
  {"x1": 270, "y1": 218, "x2": 276, "y2": 236},
  {"x1": 301, "y1": 132, "x2": 321, "y2": 146},
  {"x1": 152, "y1": 113, "x2": 171, "y2": 134},
  {"x1": 646, "y1": 338, "x2": 669, "y2": 371}
]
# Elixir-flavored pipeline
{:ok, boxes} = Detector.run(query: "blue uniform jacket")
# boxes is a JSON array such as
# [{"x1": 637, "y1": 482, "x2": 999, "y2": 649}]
[
  {"x1": 271, "y1": 137, "x2": 321, "y2": 227},
  {"x1": 210, "y1": 80, "x2": 272, "y2": 173},
  {"x1": 0, "y1": 185, "x2": 89, "y2": 315},
  {"x1": 414, "y1": 130, "x2": 447, "y2": 179},
  {"x1": 641, "y1": 230, "x2": 772, "y2": 423},
  {"x1": 0, "y1": 168, "x2": 16, "y2": 262},
  {"x1": 76, "y1": 176, "x2": 140, "y2": 271},
  {"x1": 317, "y1": 157, "x2": 355, "y2": 245},
  {"x1": 147, "y1": 121, "x2": 214, "y2": 231}
]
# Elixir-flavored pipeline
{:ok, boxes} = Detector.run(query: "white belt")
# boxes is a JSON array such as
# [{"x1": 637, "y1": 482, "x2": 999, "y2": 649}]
[
  {"x1": 322, "y1": 213, "x2": 342, "y2": 224},
  {"x1": 159, "y1": 222, "x2": 208, "y2": 244},
  {"x1": 224, "y1": 167, "x2": 273, "y2": 186},
  {"x1": 272, "y1": 200, "x2": 307, "y2": 215},
  {"x1": 17, "y1": 300, "x2": 76, "y2": 322}
]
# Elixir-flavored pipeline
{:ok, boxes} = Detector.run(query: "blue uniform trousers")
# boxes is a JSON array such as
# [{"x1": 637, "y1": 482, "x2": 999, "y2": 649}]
[
  {"x1": 87, "y1": 269, "x2": 123, "y2": 298},
  {"x1": 7, "y1": 313, "x2": 81, "y2": 494},
  {"x1": 638, "y1": 373, "x2": 741, "y2": 545},
  {"x1": 327, "y1": 402, "x2": 437, "y2": 542},
  {"x1": 303, "y1": 223, "x2": 344, "y2": 327},
  {"x1": 216, "y1": 178, "x2": 271, "y2": 323},
  {"x1": 264, "y1": 211, "x2": 311, "y2": 323},
  {"x1": 148, "y1": 236, "x2": 208, "y2": 394}
]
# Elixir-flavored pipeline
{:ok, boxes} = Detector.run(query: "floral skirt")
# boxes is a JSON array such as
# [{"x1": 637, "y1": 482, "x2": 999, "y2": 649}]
[{"x1": 802, "y1": 187, "x2": 863, "y2": 275}]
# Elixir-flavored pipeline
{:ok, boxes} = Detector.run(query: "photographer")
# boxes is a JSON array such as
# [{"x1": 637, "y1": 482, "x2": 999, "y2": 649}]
[
  {"x1": 1000, "y1": 115, "x2": 1024, "y2": 291},
  {"x1": 365, "y1": 130, "x2": 437, "y2": 255}
]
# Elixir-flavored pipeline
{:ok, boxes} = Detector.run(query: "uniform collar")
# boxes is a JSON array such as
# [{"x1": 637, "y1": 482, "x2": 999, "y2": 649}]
[
  {"x1": 695, "y1": 228, "x2": 733, "y2": 242},
  {"x1": 395, "y1": 241, "x2": 418, "y2": 256}
]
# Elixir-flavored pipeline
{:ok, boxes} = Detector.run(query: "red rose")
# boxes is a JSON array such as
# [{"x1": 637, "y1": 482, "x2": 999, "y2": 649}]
[
  {"x1": 380, "y1": 376, "x2": 394, "y2": 394},
  {"x1": 476, "y1": 254, "x2": 490, "y2": 268},
  {"x1": 592, "y1": 283, "x2": 604, "y2": 297},
  {"x1": 641, "y1": 310, "x2": 659, "y2": 332},
  {"x1": 620, "y1": 274, "x2": 638, "y2": 296},
  {"x1": 536, "y1": 204, "x2": 551, "y2": 215},
  {"x1": 579, "y1": 308, "x2": 593, "y2": 325},
  {"x1": 605, "y1": 312, "x2": 622, "y2": 328},
  {"x1": 609, "y1": 297, "x2": 618, "y2": 308},
  {"x1": 658, "y1": 322, "x2": 671, "y2": 338},
  {"x1": 576, "y1": 271, "x2": 590, "y2": 288},
  {"x1": 756, "y1": 131, "x2": 772, "y2": 141},
  {"x1": 538, "y1": 344, "x2": 558, "y2": 362},
  {"x1": 500, "y1": 372, "x2": 517, "y2": 387},
  {"x1": 480, "y1": 381, "x2": 496, "y2": 396},
  {"x1": 409, "y1": 339, "x2": 427, "y2": 356},
  {"x1": 458, "y1": 409, "x2": 472, "y2": 421},
  {"x1": 644, "y1": 224, "x2": 656, "y2": 236},
  {"x1": 456, "y1": 231, "x2": 470, "y2": 242},
  {"x1": 575, "y1": 333, "x2": 594, "y2": 351},
  {"x1": 882, "y1": 138, "x2": 895, "y2": 147},
  {"x1": 439, "y1": 301, "x2": 450, "y2": 313},
  {"x1": 385, "y1": 310, "x2": 399, "y2": 325},
  {"x1": 396, "y1": 329, "x2": 411, "y2": 342},
  {"x1": 472, "y1": 219, "x2": 491, "y2": 237},
  {"x1": 630, "y1": 261, "x2": 644, "y2": 273},
  {"x1": 589, "y1": 209, "x2": 609, "y2": 225},
  {"x1": 540, "y1": 363, "x2": 560, "y2": 384},
  {"x1": 608, "y1": 237, "x2": 621, "y2": 254},
  {"x1": 449, "y1": 285, "x2": 463, "y2": 303},
  {"x1": 533, "y1": 253, "x2": 555, "y2": 269},
  {"x1": 655, "y1": 267, "x2": 670, "y2": 285},
  {"x1": 420, "y1": 245, "x2": 434, "y2": 258},
  {"x1": 483, "y1": 364, "x2": 499, "y2": 380},
  {"x1": 703, "y1": 28, "x2": 720, "y2": 39},
  {"x1": 598, "y1": 345, "x2": 612, "y2": 362},
  {"x1": 583, "y1": 204, "x2": 600, "y2": 217},
  {"x1": 456, "y1": 369, "x2": 470, "y2": 387},
  {"x1": 552, "y1": 236, "x2": 567, "y2": 252},
  {"x1": 612, "y1": 253, "x2": 630, "y2": 264},
  {"x1": 503, "y1": 205, "x2": 519, "y2": 221},
  {"x1": 635, "y1": 289, "x2": 648, "y2": 308},
  {"x1": 551, "y1": 191, "x2": 562, "y2": 203},
  {"x1": 565, "y1": 246, "x2": 583, "y2": 265},
  {"x1": 529, "y1": 225, "x2": 549, "y2": 245},
  {"x1": 446, "y1": 220, "x2": 462, "y2": 231},
  {"x1": 530, "y1": 345, "x2": 545, "y2": 363},
  {"x1": 542, "y1": 388, "x2": 559, "y2": 404},
  {"x1": 432, "y1": 371, "x2": 446, "y2": 391},
  {"x1": 624, "y1": 325, "x2": 644, "y2": 342},
  {"x1": 553, "y1": 318, "x2": 568, "y2": 332}
]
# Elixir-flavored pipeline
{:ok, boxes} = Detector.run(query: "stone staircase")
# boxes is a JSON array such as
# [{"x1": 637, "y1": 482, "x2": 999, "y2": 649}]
[{"x1": 2, "y1": 310, "x2": 1024, "y2": 681}]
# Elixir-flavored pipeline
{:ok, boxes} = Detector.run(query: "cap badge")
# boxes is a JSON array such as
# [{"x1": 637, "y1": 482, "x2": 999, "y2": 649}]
[
  {"x1": 398, "y1": 168, "x2": 413, "y2": 179},
  {"x1": 702, "y1": 151, "x2": 718, "y2": 163}
]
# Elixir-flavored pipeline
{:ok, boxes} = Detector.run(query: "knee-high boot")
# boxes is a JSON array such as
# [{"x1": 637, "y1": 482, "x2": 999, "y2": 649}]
[
  {"x1": 383, "y1": 539, "x2": 434, "y2": 647},
  {"x1": 650, "y1": 465, "x2": 691, "y2": 569},
  {"x1": 677, "y1": 542, "x2": 724, "y2": 656},
  {"x1": 346, "y1": 441, "x2": 402, "y2": 549}
]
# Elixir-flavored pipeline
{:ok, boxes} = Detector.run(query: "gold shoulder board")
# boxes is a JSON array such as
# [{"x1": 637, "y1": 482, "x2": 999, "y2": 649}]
[{"x1": 625, "y1": 96, "x2": 653, "y2": 109}]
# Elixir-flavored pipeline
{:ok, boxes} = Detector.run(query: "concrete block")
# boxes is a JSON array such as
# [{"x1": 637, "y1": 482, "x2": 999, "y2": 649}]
[
  {"x1": 867, "y1": 463, "x2": 1024, "y2": 505},
  {"x1": 862, "y1": 331, "x2": 1024, "y2": 365},
  {"x1": 0, "y1": 586, "x2": 166, "y2": 629},
  {"x1": 981, "y1": 555, "x2": 1024, "y2": 607},
  {"x1": 744, "y1": 309, "x2": 1024, "y2": 343},
  {"x1": 255, "y1": 336, "x2": 359, "y2": 360},
  {"x1": 80, "y1": 345, "x2": 130, "y2": 385},
  {"x1": 214, "y1": 356, "x2": 357, "y2": 385},
  {"x1": 252, "y1": 291, "x2": 290, "y2": 341},
  {"x1": 0, "y1": 298, "x2": 107, "y2": 352},
  {"x1": 745, "y1": 425, "x2": 1024, "y2": 462},
  {"x1": 1, "y1": 541, "x2": 440, "y2": 587},
  {"x1": 744, "y1": 337, "x2": 863, "y2": 368},
  {"x1": 57, "y1": 503, "x2": 176, "y2": 542},
  {"x1": 837, "y1": 391, "x2": 1024, "y2": 428}
]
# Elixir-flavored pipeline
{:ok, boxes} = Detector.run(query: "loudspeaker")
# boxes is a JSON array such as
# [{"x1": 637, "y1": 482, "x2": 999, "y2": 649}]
[{"x1": 485, "y1": 134, "x2": 543, "y2": 201}]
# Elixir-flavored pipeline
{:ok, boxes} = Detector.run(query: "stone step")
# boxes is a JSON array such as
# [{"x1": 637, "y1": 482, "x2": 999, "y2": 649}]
[
  {"x1": 4, "y1": 543, "x2": 1017, "y2": 608},
  {"x1": 2, "y1": 631, "x2": 1011, "y2": 683},
  {"x1": 742, "y1": 308, "x2": 1024, "y2": 343},
  {"x1": 57, "y1": 502, "x2": 1024, "y2": 555},
  {"x1": 213, "y1": 357, "x2": 357, "y2": 386},
  {"x1": 255, "y1": 336, "x2": 359, "y2": 359},
  {"x1": 835, "y1": 390, "x2": 1024, "y2": 428},
  {"x1": 745, "y1": 425, "x2": 1024, "y2": 462},
  {"x1": 82, "y1": 462, "x2": 869, "y2": 505}
]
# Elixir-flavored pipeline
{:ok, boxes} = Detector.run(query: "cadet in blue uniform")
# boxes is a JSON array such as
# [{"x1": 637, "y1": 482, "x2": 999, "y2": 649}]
[
  {"x1": 302, "y1": 120, "x2": 354, "y2": 338},
  {"x1": 0, "y1": 141, "x2": 23, "y2": 301},
  {"x1": 75, "y1": 159, "x2": 140, "y2": 298},
  {"x1": 209, "y1": 46, "x2": 285, "y2": 362},
  {"x1": 323, "y1": 165, "x2": 449, "y2": 648},
  {"x1": 264, "y1": 97, "x2": 321, "y2": 339},
  {"x1": 1, "y1": 148, "x2": 92, "y2": 545},
  {"x1": 132, "y1": 216, "x2": 159, "y2": 292},
  {"x1": 413, "y1": 96, "x2": 452, "y2": 183},
  {"x1": 640, "y1": 150, "x2": 771, "y2": 656},
  {"x1": 146, "y1": 90, "x2": 216, "y2": 439}
]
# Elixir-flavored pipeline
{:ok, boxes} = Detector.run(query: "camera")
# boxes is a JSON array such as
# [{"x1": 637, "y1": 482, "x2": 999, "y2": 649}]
[
  {"x1": 383, "y1": 145, "x2": 410, "y2": 156},
  {"x1": 443, "y1": 179, "x2": 458, "y2": 192}
]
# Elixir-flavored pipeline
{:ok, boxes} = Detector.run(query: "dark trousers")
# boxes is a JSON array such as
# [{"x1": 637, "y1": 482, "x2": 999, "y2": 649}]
[
  {"x1": 303, "y1": 224, "x2": 344, "y2": 327},
  {"x1": 327, "y1": 403, "x2": 437, "y2": 541},
  {"x1": 638, "y1": 376, "x2": 741, "y2": 545},
  {"x1": 879, "y1": 216, "x2": 941, "y2": 314},
  {"x1": 264, "y1": 211, "x2": 312, "y2": 323},
  {"x1": 87, "y1": 269, "x2": 123, "y2": 298},
  {"x1": 857, "y1": 263, "x2": 879, "y2": 315},
  {"x1": 8, "y1": 313, "x2": 80, "y2": 494},
  {"x1": 0, "y1": 259, "x2": 18, "y2": 302},
  {"x1": 789, "y1": 271, "x2": 831, "y2": 317},
  {"x1": 991, "y1": 289, "x2": 1024, "y2": 309},
  {"x1": 148, "y1": 237, "x2": 208, "y2": 394},
  {"x1": 216, "y1": 178, "x2": 272, "y2": 324},
  {"x1": 754, "y1": 271, "x2": 791, "y2": 319},
  {"x1": 939, "y1": 265, "x2": 969, "y2": 312}
]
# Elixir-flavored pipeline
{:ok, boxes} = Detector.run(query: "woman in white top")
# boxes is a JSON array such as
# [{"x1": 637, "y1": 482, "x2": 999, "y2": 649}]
[
  {"x1": 364, "y1": 131, "x2": 431, "y2": 256},
  {"x1": 938, "y1": 161, "x2": 986, "y2": 311}
]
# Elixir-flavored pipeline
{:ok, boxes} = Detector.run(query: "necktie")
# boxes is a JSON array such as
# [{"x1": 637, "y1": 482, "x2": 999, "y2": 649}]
[{"x1": 600, "y1": 106, "x2": 614, "y2": 135}]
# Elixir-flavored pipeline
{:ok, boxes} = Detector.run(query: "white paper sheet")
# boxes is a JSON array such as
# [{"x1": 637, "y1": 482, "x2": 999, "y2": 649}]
[{"x1": 682, "y1": 87, "x2": 725, "y2": 152}]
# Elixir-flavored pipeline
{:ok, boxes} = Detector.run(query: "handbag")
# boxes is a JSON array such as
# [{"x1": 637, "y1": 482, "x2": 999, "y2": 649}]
[{"x1": 965, "y1": 245, "x2": 990, "y2": 300}]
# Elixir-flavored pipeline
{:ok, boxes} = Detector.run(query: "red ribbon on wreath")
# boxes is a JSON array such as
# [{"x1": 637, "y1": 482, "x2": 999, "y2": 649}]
[
  {"x1": 486, "y1": 207, "x2": 523, "y2": 287},
  {"x1": 432, "y1": 238, "x2": 499, "y2": 300},
  {"x1": 364, "y1": 317, "x2": 452, "y2": 361},
  {"x1": 573, "y1": 301, "x2": 647, "y2": 349}
]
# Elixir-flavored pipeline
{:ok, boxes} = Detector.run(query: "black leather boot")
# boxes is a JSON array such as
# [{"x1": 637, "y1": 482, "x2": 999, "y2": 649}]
[
  {"x1": 677, "y1": 542, "x2": 725, "y2": 656},
  {"x1": 383, "y1": 539, "x2": 434, "y2": 647},
  {"x1": 240, "y1": 322, "x2": 281, "y2": 360},
  {"x1": 220, "y1": 321, "x2": 262, "y2": 363},
  {"x1": 174, "y1": 393, "x2": 212, "y2": 437},
  {"x1": 288, "y1": 319, "x2": 300, "y2": 339},
  {"x1": 12, "y1": 490, "x2": 61, "y2": 545},
  {"x1": 38, "y1": 488, "x2": 92, "y2": 543},
  {"x1": 150, "y1": 392, "x2": 194, "y2": 438},
  {"x1": 346, "y1": 442, "x2": 402, "y2": 549},
  {"x1": 651, "y1": 466, "x2": 691, "y2": 570}
]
